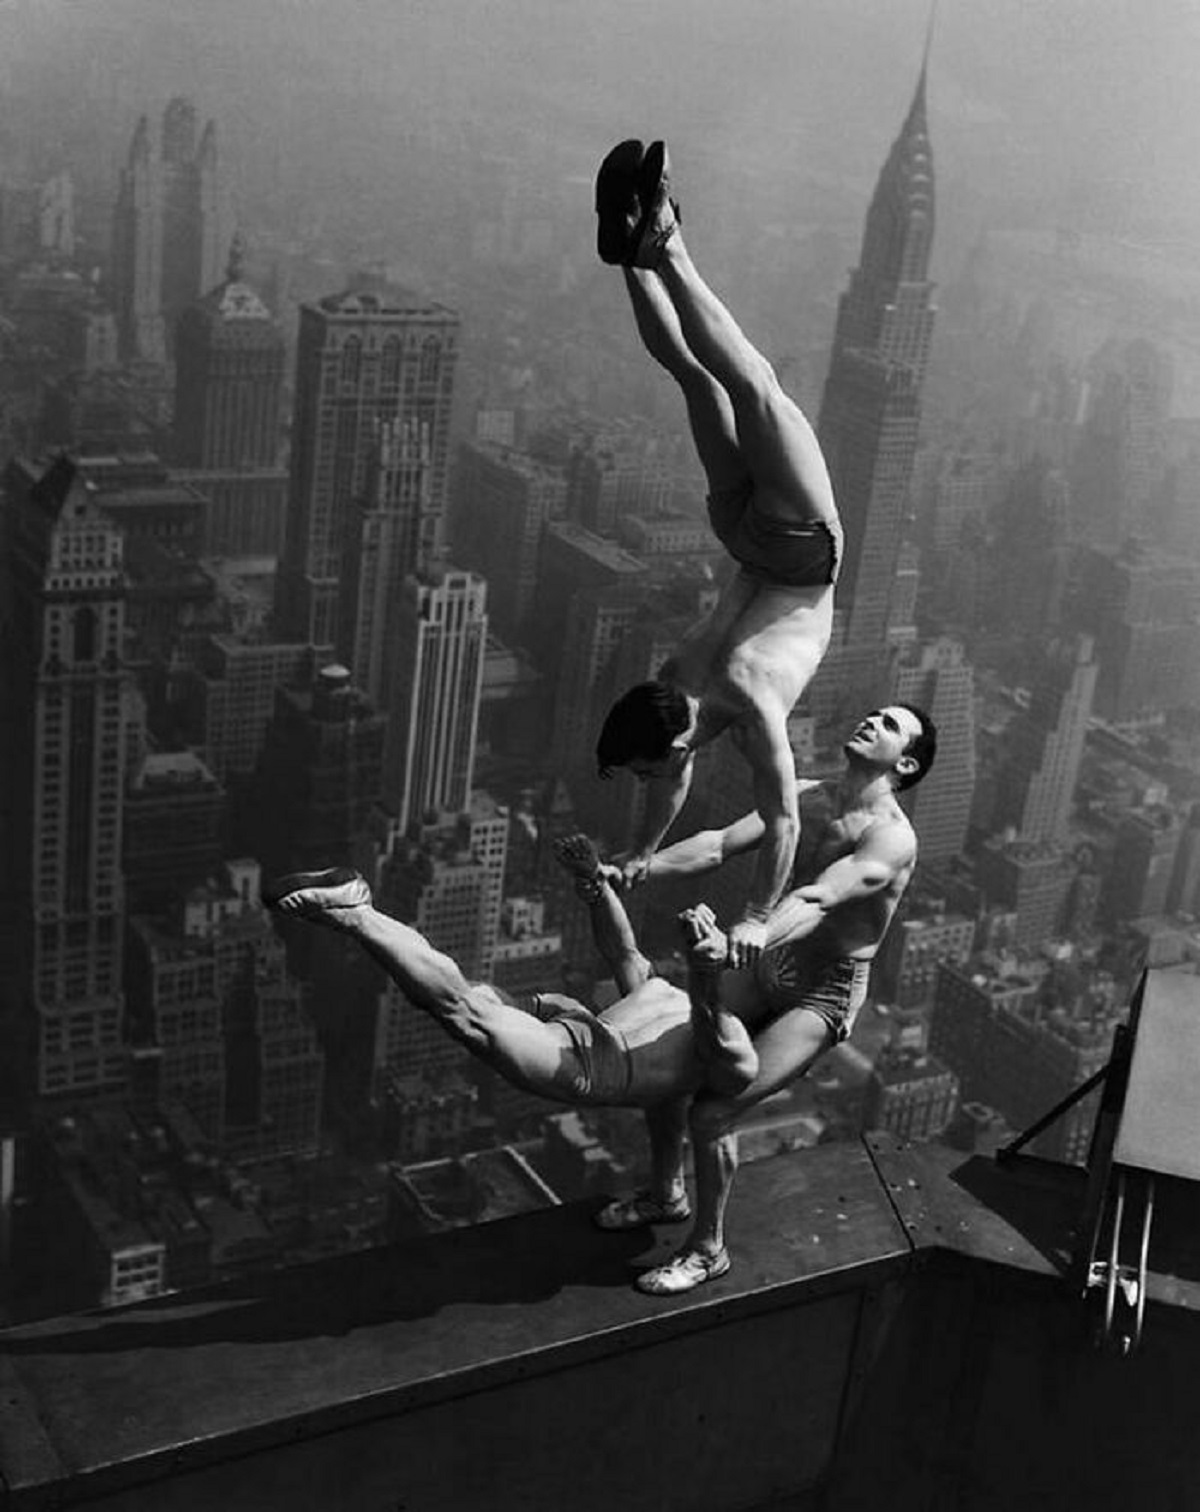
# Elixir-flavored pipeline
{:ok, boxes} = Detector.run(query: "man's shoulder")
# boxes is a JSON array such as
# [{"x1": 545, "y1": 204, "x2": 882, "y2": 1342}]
[{"x1": 869, "y1": 803, "x2": 918, "y2": 862}]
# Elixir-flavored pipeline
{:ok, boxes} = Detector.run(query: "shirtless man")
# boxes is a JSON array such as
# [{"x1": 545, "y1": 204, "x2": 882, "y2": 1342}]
[
  {"x1": 263, "y1": 703, "x2": 934, "y2": 1295},
  {"x1": 262, "y1": 839, "x2": 759, "y2": 1129},
  {"x1": 600, "y1": 702, "x2": 938, "y2": 1295},
  {"x1": 593, "y1": 139, "x2": 842, "y2": 967}
]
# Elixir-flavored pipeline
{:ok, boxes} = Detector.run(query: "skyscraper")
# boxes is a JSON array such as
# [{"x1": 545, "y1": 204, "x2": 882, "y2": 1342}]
[
  {"x1": 382, "y1": 568, "x2": 488, "y2": 833},
  {"x1": 341, "y1": 417, "x2": 433, "y2": 707},
  {"x1": 173, "y1": 235, "x2": 288, "y2": 557},
  {"x1": 815, "y1": 62, "x2": 936, "y2": 710},
  {"x1": 993, "y1": 635, "x2": 1097, "y2": 844},
  {"x1": 111, "y1": 115, "x2": 164, "y2": 364},
  {"x1": 252, "y1": 664, "x2": 386, "y2": 877},
  {"x1": 0, "y1": 455, "x2": 137, "y2": 1100},
  {"x1": 1069, "y1": 537, "x2": 1200, "y2": 722},
  {"x1": 892, "y1": 636, "x2": 975, "y2": 865},
  {"x1": 111, "y1": 98, "x2": 227, "y2": 364},
  {"x1": 451, "y1": 441, "x2": 567, "y2": 644},
  {"x1": 159, "y1": 99, "x2": 225, "y2": 339},
  {"x1": 275, "y1": 280, "x2": 459, "y2": 657}
]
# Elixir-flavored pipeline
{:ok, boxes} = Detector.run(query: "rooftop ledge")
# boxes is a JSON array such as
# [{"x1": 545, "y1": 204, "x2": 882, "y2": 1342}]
[{"x1": 2, "y1": 1135, "x2": 1199, "y2": 1511}]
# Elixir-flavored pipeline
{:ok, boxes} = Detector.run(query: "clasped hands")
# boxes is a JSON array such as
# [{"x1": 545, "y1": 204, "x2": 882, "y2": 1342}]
[{"x1": 678, "y1": 902, "x2": 767, "y2": 972}]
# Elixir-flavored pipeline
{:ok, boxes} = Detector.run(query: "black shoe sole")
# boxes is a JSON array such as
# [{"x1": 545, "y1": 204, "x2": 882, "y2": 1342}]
[{"x1": 595, "y1": 138, "x2": 645, "y2": 264}]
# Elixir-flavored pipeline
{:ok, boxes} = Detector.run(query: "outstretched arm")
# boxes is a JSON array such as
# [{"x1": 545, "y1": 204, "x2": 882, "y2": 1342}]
[
  {"x1": 725, "y1": 699, "x2": 800, "y2": 967},
  {"x1": 621, "y1": 753, "x2": 696, "y2": 886},
  {"x1": 762, "y1": 821, "x2": 915, "y2": 952},
  {"x1": 642, "y1": 805, "x2": 768, "y2": 882}
]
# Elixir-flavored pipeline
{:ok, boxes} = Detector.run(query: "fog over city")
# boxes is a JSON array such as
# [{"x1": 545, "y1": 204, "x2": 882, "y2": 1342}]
[{"x1": 0, "y1": 4, "x2": 1199, "y2": 1501}]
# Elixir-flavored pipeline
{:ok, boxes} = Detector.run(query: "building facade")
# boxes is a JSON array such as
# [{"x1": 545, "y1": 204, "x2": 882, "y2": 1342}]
[
  {"x1": 275, "y1": 280, "x2": 459, "y2": 658},
  {"x1": 0, "y1": 455, "x2": 136, "y2": 1100}
]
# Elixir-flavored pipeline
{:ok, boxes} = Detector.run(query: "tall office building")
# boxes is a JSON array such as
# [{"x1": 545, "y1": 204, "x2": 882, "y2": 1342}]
[
  {"x1": 111, "y1": 98, "x2": 227, "y2": 364},
  {"x1": 549, "y1": 582, "x2": 646, "y2": 776},
  {"x1": 0, "y1": 455, "x2": 137, "y2": 1100},
  {"x1": 342, "y1": 417, "x2": 433, "y2": 707},
  {"x1": 111, "y1": 115, "x2": 164, "y2": 364},
  {"x1": 992, "y1": 635, "x2": 1097, "y2": 844},
  {"x1": 892, "y1": 636, "x2": 975, "y2": 865},
  {"x1": 983, "y1": 461, "x2": 1072, "y2": 644},
  {"x1": 1069, "y1": 538, "x2": 1200, "y2": 722},
  {"x1": 1070, "y1": 338, "x2": 1172, "y2": 547},
  {"x1": 173, "y1": 235, "x2": 288, "y2": 558},
  {"x1": 1102, "y1": 803, "x2": 1184, "y2": 926},
  {"x1": 382, "y1": 568, "x2": 488, "y2": 833},
  {"x1": 275, "y1": 279, "x2": 459, "y2": 657},
  {"x1": 817, "y1": 64, "x2": 936, "y2": 663},
  {"x1": 451, "y1": 441, "x2": 567, "y2": 644},
  {"x1": 160, "y1": 99, "x2": 225, "y2": 338},
  {"x1": 182, "y1": 633, "x2": 313, "y2": 786},
  {"x1": 252, "y1": 664, "x2": 386, "y2": 877},
  {"x1": 374, "y1": 796, "x2": 510, "y2": 1079},
  {"x1": 531, "y1": 521, "x2": 648, "y2": 677}
]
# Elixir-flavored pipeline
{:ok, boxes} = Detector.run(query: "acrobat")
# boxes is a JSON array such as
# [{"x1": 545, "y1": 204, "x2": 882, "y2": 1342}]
[
  {"x1": 596, "y1": 702, "x2": 936, "y2": 1294},
  {"x1": 264, "y1": 703, "x2": 935, "y2": 1296},
  {"x1": 592, "y1": 139, "x2": 843, "y2": 968}
]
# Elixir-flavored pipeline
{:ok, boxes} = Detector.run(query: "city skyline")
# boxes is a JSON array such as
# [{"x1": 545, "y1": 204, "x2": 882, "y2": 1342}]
[{"x1": 0, "y1": 6, "x2": 1197, "y2": 1385}]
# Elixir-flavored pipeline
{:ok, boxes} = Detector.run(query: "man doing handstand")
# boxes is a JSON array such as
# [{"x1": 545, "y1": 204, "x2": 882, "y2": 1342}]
[{"x1": 593, "y1": 139, "x2": 842, "y2": 967}]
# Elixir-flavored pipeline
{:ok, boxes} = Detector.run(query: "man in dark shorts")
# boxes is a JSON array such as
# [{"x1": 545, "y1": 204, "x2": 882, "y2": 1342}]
[
  {"x1": 594, "y1": 703, "x2": 938, "y2": 1294},
  {"x1": 264, "y1": 704, "x2": 935, "y2": 1296},
  {"x1": 593, "y1": 139, "x2": 843, "y2": 969}
]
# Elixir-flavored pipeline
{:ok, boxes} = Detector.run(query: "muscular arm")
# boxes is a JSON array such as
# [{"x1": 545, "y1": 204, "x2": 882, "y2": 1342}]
[
  {"x1": 586, "y1": 880, "x2": 654, "y2": 997},
  {"x1": 628, "y1": 752, "x2": 696, "y2": 867},
  {"x1": 736, "y1": 698, "x2": 801, "y2": 923},
  {"x1": 763, "y1": 820, "x2": 915, "y2": 951},
  {"x1": 644, "y1": 806, "x2": 768, "y2": 881}
]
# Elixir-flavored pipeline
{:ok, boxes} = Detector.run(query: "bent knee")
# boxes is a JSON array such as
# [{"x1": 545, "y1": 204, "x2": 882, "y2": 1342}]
[{"x1": 690, "y1": 1075, "x2": 755, "y2": 1135}]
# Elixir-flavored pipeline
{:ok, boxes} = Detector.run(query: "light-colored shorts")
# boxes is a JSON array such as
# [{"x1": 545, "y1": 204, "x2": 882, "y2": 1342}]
[{"x1": 526, "y1": 992, "x2": 635, "y2": 1103}]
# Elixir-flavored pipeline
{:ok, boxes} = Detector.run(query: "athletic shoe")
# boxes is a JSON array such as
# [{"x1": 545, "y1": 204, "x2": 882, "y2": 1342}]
[
  {"x1": 595, "y1": 138, "x2": 645, "y2": 264},
  {"x1": 627, "y1": 140, "x2": 679, "y2": 269},
  {"x1": 261, "y1": 867, "x2": 372, "y2": 919},
  {"x1": 635, "y1": 1246, "x2": 731, "y2": 1296},
  {"x1": 593, "y1": 1190, "x2": 692, "y2": 1231}
]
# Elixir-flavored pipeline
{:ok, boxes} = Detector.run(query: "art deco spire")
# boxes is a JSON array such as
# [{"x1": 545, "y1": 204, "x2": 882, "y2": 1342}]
[{"x1": 858, "y1": 59, "x2": 935, "y2": 292}]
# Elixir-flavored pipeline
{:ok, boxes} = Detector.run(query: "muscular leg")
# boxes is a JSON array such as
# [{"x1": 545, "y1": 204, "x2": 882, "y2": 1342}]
[
  {"x1": 332, "y1": 902, "x2": 594, "y2": 1102},
  {"x1": 687, "y1": 1006, "x2": 834, "y2": 1259},
  {"x1": 645, "y1": 1096, "x2": 689, "y2": 1210},
  {"x1": 656, "y1": 233, "x2": 836, "y2": 527},
  {"x1": 623, "y1": 267, "x2": 745, "y2": 494}
]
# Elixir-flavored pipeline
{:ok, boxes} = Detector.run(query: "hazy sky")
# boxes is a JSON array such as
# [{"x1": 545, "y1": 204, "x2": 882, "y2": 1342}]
[{"x1": 3, "y1": 0, "x2": 1198, "y2": 254}]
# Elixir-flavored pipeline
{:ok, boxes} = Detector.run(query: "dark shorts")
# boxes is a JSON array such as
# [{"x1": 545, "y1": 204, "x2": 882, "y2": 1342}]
[
  {"x1": 753, "y1": 949, "x2": 870, "y2": 1045},
  {"x1": 526, "y1": 992, "x2": 635, "y2": 1103},
  {"x1": 707, "y1": 481, "x2": 840, "y2": 588}
]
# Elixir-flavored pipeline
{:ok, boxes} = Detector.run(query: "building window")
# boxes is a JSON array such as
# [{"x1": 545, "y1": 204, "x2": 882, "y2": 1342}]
[{"x1": 73, "y1": 606, "x2": 97, "y2": 663}]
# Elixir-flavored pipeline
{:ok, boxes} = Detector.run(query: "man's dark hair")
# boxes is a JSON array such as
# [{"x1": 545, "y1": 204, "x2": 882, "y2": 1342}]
[
  {"x1": 894, "y1": 703, "x2": 937, "y2": 791},
  {"x1": 596, "y1": 681, "x2": 691, "y2": 777}
]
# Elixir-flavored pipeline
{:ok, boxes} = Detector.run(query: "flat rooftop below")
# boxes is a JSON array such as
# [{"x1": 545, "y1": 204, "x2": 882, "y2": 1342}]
[{"x1": 2, "y1": 1135, "x2": 1198, "y2": 1511}]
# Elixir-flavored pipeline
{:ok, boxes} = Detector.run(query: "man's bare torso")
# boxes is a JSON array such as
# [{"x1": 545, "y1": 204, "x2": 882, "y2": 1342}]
[
  {"x1": 667, "y1": 574, "x2": 834, "y2": 750},
  {"x1": 788, "y1": 778, "x2": 915, "y2": 959}
]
